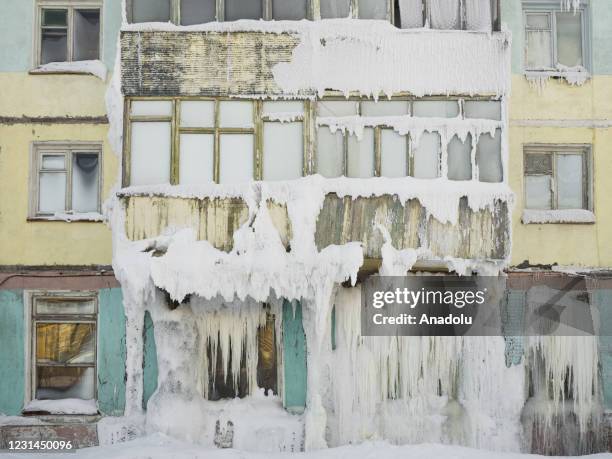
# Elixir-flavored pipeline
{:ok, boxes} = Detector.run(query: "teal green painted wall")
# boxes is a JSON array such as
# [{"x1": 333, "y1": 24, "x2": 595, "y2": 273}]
[
  {"x1": 97, "y1": 288, "x2": 126, "y2": 416},
  {"x1": 282, "y1": 300, "x2": 307, "y2": 413},
  {"x1": 0, "y1": 0, "x2": 122, "y2": 72},
  {"x1": 142, "y1": 310, "x2": 158, "y2": 410},
  {"x1": 0, "y1": 290, "x2": 25, "y2": 416},
  {"x1": 594, "y1": 290, "x2": 612, "y2": 410}
]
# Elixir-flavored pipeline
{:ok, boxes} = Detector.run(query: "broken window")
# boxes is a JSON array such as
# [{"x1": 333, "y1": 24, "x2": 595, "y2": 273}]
[
  {"x1": 524, "y1": 146, "x2": 591, "y2": 210},
  {"x1": 30, "y1": 294, "x2": 97, "y2": 403},
  {"x1": 39, "y1": 4, "x2": 100, "y2": 65},
  {"x1": 32, "y1": 143, "x2": 101, "y2": 218}
]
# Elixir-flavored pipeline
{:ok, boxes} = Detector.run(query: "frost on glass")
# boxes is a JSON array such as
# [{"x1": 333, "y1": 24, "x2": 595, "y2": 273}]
[
  {"x1": 413, "y1": 132, "x2": 440, "y2": 178},
  {"x1": 317, "y1": 128, "x2": 344, "y2": 178},
  {"x1": 181, "y1": 0, "x2": 216, "y2": 25},
  {"x1": 525, "y1": 175, "x2": 552, "y2": 209},
  {"x1": 361, "y1": 101, "x2": 410, "y2": 116},
  {"x1": 179, "y1": 134, "x2": 214, "y2": 185},
  {"x1": 447, "y1": 134, "x2": 472, "y2": 181},
  {"x1": 358, "y1": 0, "x2": 387, "y2": 19},
  {"x1": 130, "y1": 122, "x2": 172, "y2": 185},
  {"x1": 36, "y1": 366, "x2": 95, "y2": 400},
  {"x1": 320, "y1": 0, "x2": 350, "y2": 18},
  {"x1": 273, "y1": 0, "x2": 308, "y2": 20},
  {"x1": 526, "y1": 13, "x2": 549, "y2": 29},
  {"x1": 556, "y1": 154, "x2": 584, "y2": 209},
  {"x1": 398, "y1": 0, "x2": 424, "y2": 28},
  {"x1": 465, "y1": 0, "x2": 491, "y2": 32},
  {"x1": 317, "y1": 101, "x2": 358, "y2": 117},
  {"x1": 380, "y1": 130, "x2": 408, "y2": 178},
  {"x1": 131, "y1": 100, "x2": 173, "y2": 116},
  {"x1": 428, "y1": 0, "x2": 460, "y2": 30},
  {"x1": 526, "y1": 23, "x2": 552, "y2": 69},
  {"x1": 72, "y1": 153, "x2": 100, "y2": 213},
  {"x1": 464, "y1": 101, "x2": 501, "y2": 120},
  {"x1": 219, "y1": 101, "x2": 254, "y2": 128},
  {"x1": 556, "y1": 12, "x2": 583, "y2": 67},
  {"x1": 263, "y1": 123, "x2": 303, "y2": 181},
  {"x1": 412, "y1": 100, "x2": 459, "y2": 118},
  {"x1": 347, "y1": 129, "x2": 374, "y2": 178},
  {"x1": 39, "y1": 172, "x2": 66, "y2": 213},
  {"x1": 73, "y1": 10, "x2": 100, "y2": 61},
  {"x1": 131, "y1": 0, "x2": 171, "y2": 22},
  {"x1": 476, "y1": 129, "x2": 502, "y2": 183},
  {"x1": 262, "y1": 101, "x2": 304, "y2": 114},
  {"x1": 36, "y1": 298, "x2": 96, "y2": 315},
  {"x1": 225, "y1": 0, "x2": 263, "y2": 20},
  {"x1": 42, "y1": 154, "x2": 66, "y2": 170},
  {"x1": 180, "y1": 101, "x2": 215, "y2": 127},
  {"x1": 219, "y1": 134, "x2": 254, "y2": 184}
]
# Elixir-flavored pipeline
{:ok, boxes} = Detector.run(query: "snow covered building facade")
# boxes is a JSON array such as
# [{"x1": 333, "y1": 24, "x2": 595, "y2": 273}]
[{"x1": 0, "y1": 0, "x2": 610, "y2": 455}]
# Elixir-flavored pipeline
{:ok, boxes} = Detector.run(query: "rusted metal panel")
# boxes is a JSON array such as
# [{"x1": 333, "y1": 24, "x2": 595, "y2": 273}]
[
  {"x1": 0, "y1": 424, "x2": 98, "y2": 449},
  {"x1": 121, "y1": 31, "x2": 302, "y2": 98}
]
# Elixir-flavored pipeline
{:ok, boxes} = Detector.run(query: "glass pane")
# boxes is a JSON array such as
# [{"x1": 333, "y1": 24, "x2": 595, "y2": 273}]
[
  {"x1": 39, "y1": 172, "x2": 66, "y2": 213},
  {"x1": 463, "y1": 101, "x2": 501, "y2": 121},
  {"x1": 41, "y1": 29, "x2": 67, "y2": 64},
  {"x1": 465, "y1": 0, "x2": 491, "y2": 32},
  {"x1": 131, "y1": 0, "x2": 171, "y2": 22},
  {"x1": 526, "y1": 13, "x2": 550, "y2": 29},
  {"x1": 361, "y1": 100, "x2": 410, "y2": 116},
  {"x1": 36, "y1": 298, "x2": 96, "y2": 315},
  {"x1": 320, "y1": 0, "x2": 350, "y2": 18},
  {"x1": 476, "y1": 129, "x2": 502, "y2": 183},
  {"x1": 317, "y1": 101, "x2": 358, "y2": 117},
  {"x1": 180, "y1": 101, "x2": 215, "y2": 127},
  {"x1": 219, "y1": 134, "x2": 254, "y2": 184},
  {"x1": 42, "y1": 9, "x2": 68, "y2": 26},
  {"x1": 73, "y1": 10, "x2": 100, "y2": 61},
  {"x1": 179, "y1": 134, "x2": 215, "y2": 184},
  {"x1": 413, "y1": 132, "x2": 440, "y2": 178},
  {"x1": 257, "y1": 314, "x2": 277, "y2": 395},
  {"x1": 526, "y1": 30, "x2": 552, "y2": 69},
  {"x1": 72, "y1": 153, "x2": 100, "y2": 213},
  {"x1": 359, "y1": 0, "x2": 387, "y2": 19},
  {"x1": 347, "y1": 129, "x2": 374, "y2": 178},
  {"x1": 447, "y1": 134, "x2": 472, "y2": 181},
  {"x1": 428, "y1": 0, "x2": 460, "y2": 30},
  {"x1": 317, "y1": 128, "x2": 344, "y2": 178},
  {"x1": 181, "y1": 0, "x2": 216, "y2": 25},
  {"x1": 556, "y1": 12, "x2": 583, "y2": 67},
  {"x1": 262, "y1": 101, "x2": 304, "y2": 114},
  {"x1": 273, "y1": 0, "x2": 308, "y2": 20},
  {"x1": 219, "y1": 101, "x2": 254, "y2": 128},
  {"x1": 42, "y1": 154, "x2": 66, "y2": 170},
  {"x1": 263, "y1": 122, "x2": 303, "y2": 181},
  {"x1": 525, "y1": 153, "x2": 552, "y2": 175},
  {"x1": 225, "y1": 0, "x2": 263, "y2": 20},
  {"x1": 36, "y1": 323, "x2": 95, "y2": 364},
  {"x1": 525, "y1": 175, "x2": 552, "y2": 209},
  {"x1": 36, "y1": 366, "x2": 95, "y2": 400},
  {"x1": 413, "y1": 100, "x2": 459, "y2": 118},
  {"x1": 556, "y1": 154, "x2": 584, "y2": 209},
  {"x1": 131, "y1": 100, "x2": 173, "y2": 116},
  {"x1": 380, "y1": 130, "x2": 408, "y2": 178},
  {"x1": 398, "y1": 0, "x2": 423, "y2": 28},
  {"x1": 130, "y1": 122, "x2": 172, "y2": 185}
]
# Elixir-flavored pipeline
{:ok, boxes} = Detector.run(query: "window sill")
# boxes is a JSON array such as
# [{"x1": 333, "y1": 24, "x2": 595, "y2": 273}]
[
  {"x1": 28, "y1": 212, "x2": 105, "y2": 223},
  {"x1": 525, "y1": 68, "x2": 591, "y2": 87},
  {"x1": 521, "y1": 209, "x2": 595, "y2": 225},
  {"x1": 29, "y1": 60, "x2": 107, "y2": 81},
  {"x1": 22, "y1": 399, "x2": 98, "y2": 416}
]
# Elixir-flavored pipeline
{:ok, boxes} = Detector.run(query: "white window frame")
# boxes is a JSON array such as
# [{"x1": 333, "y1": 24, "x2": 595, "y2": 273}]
[
  {"x1": 34, "y1": 0, "x2": 103, "y2": 67},
  {"x1": 29, "y1": 141, "x2": 104, "y2": 220}
]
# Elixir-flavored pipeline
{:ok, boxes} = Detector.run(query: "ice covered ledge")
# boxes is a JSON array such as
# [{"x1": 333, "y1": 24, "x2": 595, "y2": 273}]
[
  {"x1": 29, "y1": 60, "x2": 108, "y2": 81},
  {"x1": 522, "y1": 209, "x2": 595, "y2": 225}
]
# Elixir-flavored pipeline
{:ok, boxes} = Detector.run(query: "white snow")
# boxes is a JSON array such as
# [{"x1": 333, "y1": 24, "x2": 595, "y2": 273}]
[
  {"x1": 22, "y1": 398, "x2": 98, "y2": 415},
  {"x1": 30, "y1": 60, "x2": 108, "y2": 81},
  {"x1": 37, "y1": 212, "x2": 105, "y2": 222},
  {"x1": 525, "y1": 65, "x2": 591, "y2": 90},
  {"x1": 522, "y1": 209, "x2": 595, "y2": 224}
]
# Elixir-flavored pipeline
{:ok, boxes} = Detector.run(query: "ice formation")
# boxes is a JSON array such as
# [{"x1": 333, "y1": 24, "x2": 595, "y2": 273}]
[
  {"x1": 30, "y1": 60, "x2": 108, "y2": 81},
  {"x1": 522, "y1": 209, "x2": 596, "y2": 224}
]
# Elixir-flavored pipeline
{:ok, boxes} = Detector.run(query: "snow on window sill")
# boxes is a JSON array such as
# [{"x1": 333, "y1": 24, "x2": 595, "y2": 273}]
[
  {"x1": 525, "y1": 66, "x2": 591, "y2": 87},
  {"x1": 521, "y1": 209, "x2": 595, "y2": 225},
  {"x1": 29, "y1": 60, "x2": 108, "y2": 81},
  {"x1": 28, "y1": 212, "x2": 105, "y2": 223},
  {"x1": 22, "y1": 399, "x2": 98, "y2": 416}
]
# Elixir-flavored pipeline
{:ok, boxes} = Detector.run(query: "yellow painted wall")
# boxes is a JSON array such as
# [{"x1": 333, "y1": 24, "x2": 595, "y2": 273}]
[
  {"x1": 509, "y1": 75, "x2": 612, "y2": 267},
  {"x1": 0, "y1": 73, "x2": 118, "y2": 266}
]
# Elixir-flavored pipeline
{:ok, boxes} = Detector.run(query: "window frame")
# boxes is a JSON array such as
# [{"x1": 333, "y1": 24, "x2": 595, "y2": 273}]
[
  {"x1": 523, "y1": 144, "x2": 592, "y2": 212},
  {"x1": 30, "y1": 141, "x2": 103, "y2": 220},
  {"x1": 522, "y1": 0, "x2": 591, "y2": 73},
  {"x1": 34, "y1": 0, "x2": 103, "y2": 67},
  {"x1": 26, "y1": 291, "x2": 99, "y2": 409}
]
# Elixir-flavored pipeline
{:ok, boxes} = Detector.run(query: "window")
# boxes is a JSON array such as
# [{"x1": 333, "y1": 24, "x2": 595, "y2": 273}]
[
  {"x1": 523, "y1": 146, "x2": 591, "y2": 211},
  {"x1": 524, "y1": 1, "x2": 588, "y2": 71},
  {"x1": 398, "y1": 0, "x2": 499, "y2": 31},
  {"x1": 31, "y1": 143, "x2": 102, "y2": 218},
  {"x1": 37, "y1": 2, "x2": 101, "y2": 65},
  {"x1": 29, "y1": 293, "x2": 97, "y2": 407}
]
